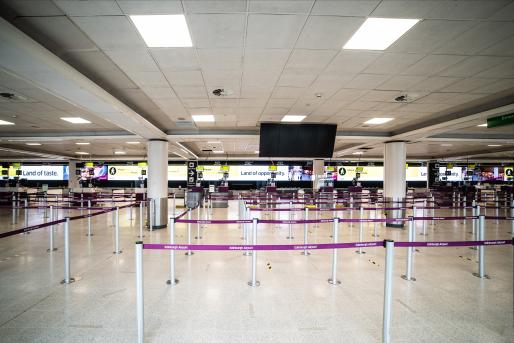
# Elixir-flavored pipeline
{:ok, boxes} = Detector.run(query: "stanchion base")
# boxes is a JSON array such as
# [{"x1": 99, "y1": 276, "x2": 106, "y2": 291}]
[
  {"x1": 86, "y1": 234, "x2": 94, "y2": 237},
  {"x1": 138, "y1": 235, "x2": 145, "y2": 238},
  {"x1": 472, "y1": 273, "x2": 490, "y2": 279},
  {"x1": 327, "y1": 278, "x2": 341, "y2": 285},
  {"x1": 185, "y1": 251, "x2": 194, "y2": 256},
  {"x1": 113, "y1": 250, "x2": 123, "y2": 254},
  {"x1": 166, "y1": 279, "x2": 179, "y2": 286},
  {"x1": 401, "y1": 275, "x2": 416, "y2": 281},
  {"x1": 355, "y1": 250, "x2": 366, "y2": 254},
  {"x1": 469, "y1": 247, "x2": 477, "y2": 250},
  {"x1": 195, "y1": 236, "x2": 203, "y2": 239},
  {"x1": 286, "y1": 236, "x2": 294, "y2": 239},
  {"x1": 372, "y1": 234, "x2": 379, "y2": 237},
  {"x1": 247, "y1": 280, "x2": 260, "y2": 287},
  {"x1": 61, "y1": 277, "x2": 78, "y2": 284},
  {"x1": 23, "y1": 232, "x2": 31, "y2": 235},
  {"x1": 301, "y1": 251, "x2": 310, "y2": 256},
  {"x1": 419, "y1": 233, "x2": 428, "y2": 236},
  {"x1": 47, "y1": 248, "x2": 58, "y2": 252},
  {"x1": 243, "y1": 251, "x2": 252, "y2": 256}
]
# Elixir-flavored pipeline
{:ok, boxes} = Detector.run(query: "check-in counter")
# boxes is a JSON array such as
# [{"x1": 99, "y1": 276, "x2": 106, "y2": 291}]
[{"x1": 211, "y1": 187, "x2": 229, "y2": 208}]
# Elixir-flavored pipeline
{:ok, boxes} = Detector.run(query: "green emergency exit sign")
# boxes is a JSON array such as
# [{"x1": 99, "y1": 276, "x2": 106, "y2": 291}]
[{"x1": 487, "y1": 113, "x2": 514, "y2": 128}]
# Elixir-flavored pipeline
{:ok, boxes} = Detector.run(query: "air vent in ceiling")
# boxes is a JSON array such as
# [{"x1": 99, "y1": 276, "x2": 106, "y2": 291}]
[
  {"x1": 212, "y1": 88, "x2": 233, "y2": 97},
  {"x1": 394, "y1": 93, "x2": 419, "y2": 103},
  {"x1": 175, "y1": 119, "x2": 196, "y2": 129},
  {"x1": 0, "y1": 92, "x2": 28, "y2": 102}
]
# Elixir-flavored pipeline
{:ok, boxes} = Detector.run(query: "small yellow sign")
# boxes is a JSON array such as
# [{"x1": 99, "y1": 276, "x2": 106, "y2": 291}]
[{"x1": 268, "y1": 165, "x2": 277, "y2": 171}]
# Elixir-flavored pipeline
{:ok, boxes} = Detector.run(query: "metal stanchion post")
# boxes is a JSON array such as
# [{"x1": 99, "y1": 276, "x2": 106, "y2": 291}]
[
  {"x1": 356, "y1": 207, "x2": 365, "y2": 254},
  {"x1": 135, "y1": 241, "x2": 144, "y2": 343},
  {"x1": 421, "y1": 200, "x2": 427, "y2": 235},
  {"x1": 401, "y1": 217, "x2": 416, "y2": 281},
  {"x1": 47, "y1": 205, "x2": 57, "y2": 252},
  {"x1": 139, "y1": 202, "x2": 144, "y2": 239},
  {"x1": 510, "y1": 200, "x2": 514, "y2": 235},
  {"x1": 287, "y1": 201, "x2": 293, "y2": 239},
  {"x1": 248, "y1": 218, "x2": 260, "y2": 287},
  {"x1": 87, "y1": 200, "x2": 93, "y2": 237},
  {"x1": 302, "y1": 208, "x2": 310, "y2": 255},
  {"x1": 185, "y1": 209, "x2": 193, "y2": 256},
  {"x1": 473, "y1": 215, "x2": 489, "y2": 279},
  {"x1": 373, "y1": 202, "x2": 379, "y2": 237},
  {"x1": 495, "y1": 193, "x2": 499, "y2": 224},
  {"x1": 80, "y1": 193, "x2": 84, "y2": 214},
  {"x1": 195, "y1": 206, "x2": 202, "y2": 239},
  {"x1": 328, "y1": 217, "x2": 341, "y2": 285},
  {"x1": 350, "y1": 197, "x2": 353, "y2": 227},
  {"x1": 471, "y1": 200, "x2": 476, "y2": 234},
  {"x1": 167, "y1": 218, "x2": 179, "y2": 286},
  {"x1": 23, "y1": 199, "x2": 29, "y2": 234},
  {"x1": 463, "y1": 196, "x2": 467, "y2": 225},
  {"x1": 382, "y1": 240, "x2": 395, "y2": 343},
  {"x1": 113, "y1": 207, "x2": 122, "y2": 254},
  {"x1": 129, "y1": 194, "x2": 133, "y2": 221},
  {"x1": 61, "y1": 218, "x2": 75, "y2": 284},
  {"x1": 12, "y1": 193, "x2": 16, "y2": 224}
]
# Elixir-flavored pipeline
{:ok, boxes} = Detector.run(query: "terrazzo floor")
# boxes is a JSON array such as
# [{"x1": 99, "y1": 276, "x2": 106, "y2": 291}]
[{"x1": 0, "y1": 200, "x2": 512, "y2": 342}]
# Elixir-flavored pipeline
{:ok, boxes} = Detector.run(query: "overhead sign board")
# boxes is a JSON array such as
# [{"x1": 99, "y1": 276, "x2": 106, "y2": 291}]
[
  {"x1": 187, "y1": 160, "x2": 197, "y2": 187},
  {"x1": 487, "y1": 112, "x2": 514, "y2": 128}
]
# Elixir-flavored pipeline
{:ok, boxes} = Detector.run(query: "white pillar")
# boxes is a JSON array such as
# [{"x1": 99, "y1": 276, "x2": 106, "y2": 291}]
[
  {"x1": 384, "y1": 141, "x2": 406, "y2": 228},
  {"x1": 147, "y1": 140, "x2": 168, "y2": 229},
  {"x1": 313, "y1": 159, "x2": 324, "y2": 190},
  {"x1": 67, "y1": 160, "x2": 80, "y2": 189}
]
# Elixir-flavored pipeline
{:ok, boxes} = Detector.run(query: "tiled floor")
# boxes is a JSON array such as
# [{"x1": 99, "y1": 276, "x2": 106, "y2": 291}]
[{"x1": 0, "y1": 201, "x2": 512, "y2": 342}]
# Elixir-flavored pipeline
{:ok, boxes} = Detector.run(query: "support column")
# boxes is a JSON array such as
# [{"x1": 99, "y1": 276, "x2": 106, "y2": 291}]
[
  {"x1": 384, "y1": 141, "x2": 406, "y2": 228},
  {"x1": 67, "y1": 160, "x2": 80, "y2": 189},
  {"x1": 147, "y1": 139, "x2": 168, "y2": 230},
  {"x1": 313, "y1": 159, "x2": 324, "y2": 190}
]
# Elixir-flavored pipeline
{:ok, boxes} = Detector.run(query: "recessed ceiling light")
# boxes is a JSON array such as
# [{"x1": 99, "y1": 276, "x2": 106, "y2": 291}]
[
  {"x1": 212, "y1": 151, "x2": 225, "y2": 154},
  {"x1": 130, "y1": 15, "x2": 192, "y2": 48},
  {"x1": 364, "y1": 118, "x2": 394, "y2": 125},
  {"x1": 352, "y1": 151, "x2": 364, "y2": 155},
  {"x1": 75, "y1": 152, "x2": 89, "y2": 155},
  {"x1": 487, "y1": 144, "x2": 502, "y2": 147},
  {"x1": 281, "y1": 115, "x2": 306, "y2": 122},
  {"x1": 114, "y1": 151, "x2": 126, "y2": 155},
  {"x1": 0, "y1": 119, "x2": 15, "y2": 125},
  {"x1": 61, "y1": 117, "x2": 91, "y2": 124},
  {"x1": 126, "y1": 141, "x2": 140, "y2": 145},
  {"x1": 343, "y1": 17, "x2": 419, "y2": 50},
  {"x1": 477, "y1": 123, "x2": 487, "y2": 127},
  {"x1": 75, "y1": 142, "x2": 90, "y2": 145},
  {"x1": 192, "y1": 115, "x2": 215, "y2": 122},
  {"x1": 26, "y1": 143, "x2": 41, "y2": 146}
]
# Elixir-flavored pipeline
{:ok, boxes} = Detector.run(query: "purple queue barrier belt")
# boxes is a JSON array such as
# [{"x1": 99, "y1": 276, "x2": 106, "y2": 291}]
[
  {"x1": 0, "y1": 218, "x2": 68, "y2": 239},
  {"x1": 174, "y1": 210, "x2": 189, "y2": 220},
  {"x1": 411, "y1": 215, "x2": 478, "y2": 221},
  {"x1": 143, "y1": 241, "x2": 384, "y2": 251},
  {"x1": 395, "y1": 239, "x2": 512, "y2": 248},
  {"x1": 484, "y1": 216, "x2": 514, "y2": 220},
  {"x1": 176, "y1": 219, "x2": 253, "y2": 224}
]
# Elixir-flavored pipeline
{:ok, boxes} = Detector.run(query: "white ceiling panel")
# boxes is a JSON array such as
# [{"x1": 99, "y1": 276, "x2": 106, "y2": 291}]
[
  {"x1": 408, "y1": 77, "x2": 461, "y2": 92},
  {"x1": 150, "y1": 48, "x2": 199, "y2": 70},
  {"x1": 438, "y1": 56, "x2": 510, "y2": 78},
  {"x1": 346, "y1": 100, "x2": 381, "y2": 111},
  {"x1": 474, "y1": 60, "x2": 514, "y2": 79},
  {"x1": 173, "y1": 86, "x2": 208, "y2": 98},
  {"x1": 427, "y1": 1, "x2": 510, "y2": 20},
  {"x1": 267, "y1": 99, "x2": 296, "y2": 108},
  {"x1": 243, "y1": 49, "x2": 291, "y2": 70},
  {"x1": 181, "y1": 98, "x2": 211, "y2": 108},
  {"x1": 183, "y1": 0, "x2": 247, "y2": 13},
  {"x1": 389, "y1": 20, "x2": 474, "y2": 54},
  {"x1": 54, "y1": 0, "x2": 122, "y2": 16},
  {"x1": 246, "y1": 14, "x2": 306, "y2": 49},
  {"x1": 242, "y1": 70, "x2": 281, "y2": 87},
  {"x1": 142, "y1": 87, "x2": 176, "y2": 100},
  {"x1": 332, "y1": 88, "x2": 369, "y2": 101},
  {"x1": 309, "y1": 73, "x2": 354, "y2": 92},
  {"x1": 286, "y1": 49, "x2": 337, "y2": 70},
  {"x1": 117, "y1": 1, "x2": 183, "y2": 15},
  {"x1": 2, "y1": 0, "x2": 63, "y2": 16},
  {"x1": 296, "y1": 16, "x2": 364, "y2": 50},
  {"x1": 326, "y1": 51, "x2": 381, "y2": 74},
  {"x1": 479, "y1": 36, "x2": 514, "y2": 56},
  {"x1": 249, "y1": 0, "x2": 314, "y2": 14},
  {"x1": 240, "y1": 86, "x2": 273, "y2": 98},
  {"x1": 312, "y1": 0, "x2": 379, "y2": 16},
  {"x1": 363, "y1": 53, "x2": 424, "y2": 75},
  {"x1": 271, "y1": 87, "x2": 305, "y2": 99},
  {"x1": 401, "y1": 55, "x2": 467, "y2": 77},
  {"x1": 277, "y1": 69, "x2": 318, "y2": 87},
  {"x1": 125, "y1": 71, "x2": 169, "y2": 88},
  {"x1": 202, "y1": 69, "x2": 241, "y2": 85},
  {"x1": 197, "y1": 48, "x2": 242, "y2": 70},
  {"x1": 470, "y1": 79, "x2": 514, "y2": 94},
  {"x1": 371, "y1": 1, "x2": 441, "y2": 18},
  {"x1": 434, "y1": 21, "x2": 514, "y2": 55},
  {"x1": 105, "y1": 49, "x2": 159, "y2": 72},
  {"x1": 72, "y1": 16, "x2": 145, "y2": 50},
  {"x1": 188, "y1": 14, "x2": 245, "y2": 48},
  {"x1": 441, "y1": 78, "x2": 497, "y2": 93},
  {"x1": 360, "y1": 90, "x2": 401, "y2": 102},
  {"x1": 376, "y1": 75, "x2": 426, "y2": 91},
  {"x1": 488, "y1": 1, "x2": 514, "y2": 20},
  {"x1": 165, "y1": 70, "x2": 204, "y2": 86},
  {"x1": 345, "y1": 74, "x2": 390, "y2": 90}
]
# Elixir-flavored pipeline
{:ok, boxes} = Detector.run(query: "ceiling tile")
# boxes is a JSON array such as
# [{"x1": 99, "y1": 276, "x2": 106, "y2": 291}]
[
  {"x1": 312, "y1": 0, "x2": 379, "y2": 16},
  {"x1": 242, "y1": 70, "x2": 281, "y2": 87},
  {"x1": 105, "y1": 49, "x2": 159, "y2": 72},
  {"x1": 197, "y1": 48, "x2": 242, "y2": 70},
  {"x1": 142, "y1": 87, "x2": 176, "y2": 100},
  {"x1": 363, "y1": 53, "x2": 424, "y2": 75},
  {"x1": 408, "y1": 77, "x2": 461, "y2": 92},
  {"x1": 125, "y1": 71, "x2": 169, "y2": 88},
  {"x1": 249, "y1": 0, "x2": 314, "y2": 14},
  {"x1": 401, "y1": 55, "x2": 467, "y2": 76},
  {"x1": 188, "y1": 14, "x2": 245, "y2": 48},
  {"x1": 173, "y1": 86, "x2": 208, "y2": 98},
  {"x1": 54, "y1": 0, "x2": 122, "y2": 16},
  {"x1": 277, "y1": 70, "x2": 318, "y2": 87},
  {"x1": 240, "y1": 86, "x2": 273, "y2": 98},
  {"x1": 376, "y1": 75, "x2": 425, "y2": 91},
  {"x1": 434, "y1": 21, "x2": 514, "y2": 55},
  {"x1": 243, "y1": 49, "x2": 291, "y2": 70},
  {"x1": 2, "y1": 0, "x2": 64, "y2": 16},
  {"x1": 72, "y1": 16, "x2": 146, "y2": 50},
  {"x1": 474, "y1": 60, "x2": 514, "y2": 79},
  {"x1": 296, "y1": 16, "x2": 364, "y2": 49},
  {"x1": 438, "y1": 56, "x2": 510, "y2": 77},
  {"x1": 117, "y1": 1, "x2": 183, "y2": 15},
  {"x1": 202, "y1": 69, "x2": 241, "y2": 86},
  {"x1": 183, "y1": 0, "x2": 247, "y2": 13},
  {"x1": 360, "y1": 90, "x2": 401, "y2": 102},
  {"x1": 488, "y1": 1, "x2": 514, "y2": 20},
  {"x1": 326, "y1": 51, "x2": 381, "y2": 74},
  {"x1": 425, "y1": 1, "x2": 509, "y2": 20},
  {"x1": 181, "y1": 98, "x2": 211, "y2": 108},
  {"x1": 371, "y1": 1, "x2": 441, "y2": 18},
  {"x1": 478, "y1": 36, "x2": 514, "y2": 56},
  {"x1": 271, "y1": 87, "x2": 305, "y2": 99},
  {"x1": 286, "y1": 49, "x2": 337, "y2": 70},
  {"x1": 165, "y1": 70, "x2": 205, "y2": 86},
  {"x1": 150, "y1": 48, "x2": 199, "y2": 71},
  {"x1": 440, "y1": 78, "x2": 497, "y2": 93},
  {"x1": 344, "y1": 74, "x2": 390, "y2": 90},
  {"x1": 246, "y1": 14, "x2": 306, "y2": 49},
  {"x1": 470, "y1": 79, "x2": 514, "y2": 94}
]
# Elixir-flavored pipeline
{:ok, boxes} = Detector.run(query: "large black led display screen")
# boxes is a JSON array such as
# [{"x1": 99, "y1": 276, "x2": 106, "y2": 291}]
[{"x1": 259, "y1": 123, "x2": 337, "y2": 158}]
